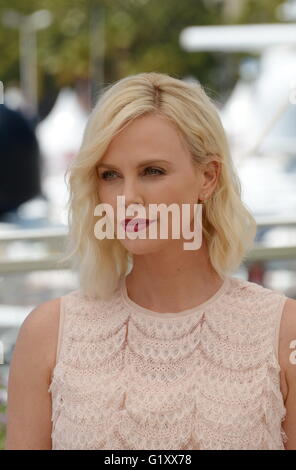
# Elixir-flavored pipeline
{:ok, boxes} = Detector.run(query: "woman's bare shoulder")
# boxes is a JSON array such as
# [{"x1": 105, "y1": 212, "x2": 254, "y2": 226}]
[
  {"x1": 19, "y1": 297, "x2": 62, "y2": 381},
  {"x1": 279, "y1": 297, "x2": 296, "y2": 378},
  {"x1": 279, "y1": 297, "x2": 296, "y2": 449},
  {"x1": 5, "y1": 297, "x2": 61, "y2": 449}
]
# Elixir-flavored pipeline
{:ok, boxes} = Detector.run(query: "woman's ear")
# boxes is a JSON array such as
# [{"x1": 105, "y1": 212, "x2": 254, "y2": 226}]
[{"x1": 200, "y1": 159, "x2": 221, "y2": 196}]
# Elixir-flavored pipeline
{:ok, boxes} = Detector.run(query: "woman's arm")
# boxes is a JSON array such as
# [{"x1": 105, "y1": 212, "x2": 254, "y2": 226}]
[
  {"x1": 280, "y1": 298, "x2": 296, "y2": 450},
  {"x1": 4, "y1": 297, "x2": 61, "y2": 450}
]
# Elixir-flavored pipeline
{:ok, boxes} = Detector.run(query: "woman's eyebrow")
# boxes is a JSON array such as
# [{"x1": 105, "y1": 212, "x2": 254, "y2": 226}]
[{"x1": 97, "y1": 159, "x2": 172, "y2": 169}]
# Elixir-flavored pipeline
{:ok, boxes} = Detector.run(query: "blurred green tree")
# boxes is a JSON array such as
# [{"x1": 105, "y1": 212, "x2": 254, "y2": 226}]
[{"x1": 0, "y1": 0, "x2": 284, "y2": 115}]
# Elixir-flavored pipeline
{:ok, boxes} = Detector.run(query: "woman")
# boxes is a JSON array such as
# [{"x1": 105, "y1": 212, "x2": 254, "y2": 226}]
[{"x1": 5, "y1": 72, "x2": 296, "y2": 450}]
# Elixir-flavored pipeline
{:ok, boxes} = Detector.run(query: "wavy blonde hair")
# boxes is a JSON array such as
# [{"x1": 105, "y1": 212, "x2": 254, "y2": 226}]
[{"x1": 59, "y1": 72, "x2": 257, "y2": 300}]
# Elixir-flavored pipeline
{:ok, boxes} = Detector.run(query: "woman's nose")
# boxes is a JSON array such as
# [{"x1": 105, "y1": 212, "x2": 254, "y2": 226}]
[{"x1": 121, "y1": 179, "x2": 144, "y2": 208}]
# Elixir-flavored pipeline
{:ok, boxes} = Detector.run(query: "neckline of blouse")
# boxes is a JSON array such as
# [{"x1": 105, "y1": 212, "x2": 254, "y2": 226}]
[{"x1": 119, "y1": 275, "x2": 232, "y2": 319}]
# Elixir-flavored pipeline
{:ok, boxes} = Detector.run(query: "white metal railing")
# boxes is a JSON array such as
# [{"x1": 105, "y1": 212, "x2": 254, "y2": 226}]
[
  {"x1": 255, "y1": 217, "x2": 296, "y2": 229},
  {"x1": 0, "y1": 226, "x2": 68, "y2": 243},
  {"x1": 0, "y1": 256, "x2": 71, "y2": 273},
  {"x1": 0, "y1": 219, "x2": 295, "y2": 274},
  {"x1": 1, "y1": 217, "x2": 296, "y2": 242}
]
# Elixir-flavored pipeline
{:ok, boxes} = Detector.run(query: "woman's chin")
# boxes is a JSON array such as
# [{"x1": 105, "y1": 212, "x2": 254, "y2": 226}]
[{"x1": 118, "y1": 237, "x2": 168, "y2": 255}]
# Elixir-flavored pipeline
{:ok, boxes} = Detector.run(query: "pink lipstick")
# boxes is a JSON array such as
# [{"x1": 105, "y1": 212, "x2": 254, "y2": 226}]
[{"x1": 121, "y1": 218, "x2": 156, "y2": 232}]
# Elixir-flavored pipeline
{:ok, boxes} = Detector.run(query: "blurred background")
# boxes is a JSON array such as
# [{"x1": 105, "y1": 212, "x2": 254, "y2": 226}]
[{"x1": 0, "y1": 0, "x2": 296, "y2": 448}]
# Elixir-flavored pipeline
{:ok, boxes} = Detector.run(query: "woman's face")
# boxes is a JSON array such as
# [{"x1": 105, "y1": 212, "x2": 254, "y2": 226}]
[{"x1": 96, "y1": 113, "x2": 215, "y2": 255}]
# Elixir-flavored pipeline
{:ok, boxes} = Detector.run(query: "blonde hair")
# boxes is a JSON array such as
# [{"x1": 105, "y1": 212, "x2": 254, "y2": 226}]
[{"x1": 59, "y1": 72, "x2": 257, "y2": 300}]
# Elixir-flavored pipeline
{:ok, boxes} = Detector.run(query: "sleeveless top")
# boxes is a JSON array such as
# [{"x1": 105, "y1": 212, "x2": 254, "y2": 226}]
[{"x1": 47, "y1": 275, "x2": 289, "y2": 450}]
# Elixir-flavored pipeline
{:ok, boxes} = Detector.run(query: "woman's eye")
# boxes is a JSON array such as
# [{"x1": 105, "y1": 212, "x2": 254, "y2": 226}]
[
  {"x1": 100, "y1": 170, "x2": 117, "y2": 180},
  {"x1": 99, "y1": 167, "x2": 165, "y2": 180},
  {"x1": 144, "y1": 167, "x2": 165, "y2": 176}
]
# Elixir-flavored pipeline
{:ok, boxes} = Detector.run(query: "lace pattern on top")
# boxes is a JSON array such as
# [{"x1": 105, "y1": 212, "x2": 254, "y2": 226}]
[{"x1": 48, "y1": 276, "x2": 288, "y2": 450}]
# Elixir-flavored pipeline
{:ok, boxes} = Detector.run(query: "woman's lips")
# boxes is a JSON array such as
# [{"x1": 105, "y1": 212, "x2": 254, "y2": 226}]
[{"x1": 121, "y1": 218, "x2": 156, "y2": 232}]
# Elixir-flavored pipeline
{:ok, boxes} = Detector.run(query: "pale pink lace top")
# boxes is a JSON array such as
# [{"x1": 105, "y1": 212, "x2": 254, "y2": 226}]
[{"x1": 48, "y1": 275, "x2": 289, "y2": 450}]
